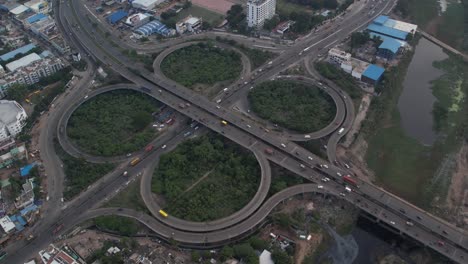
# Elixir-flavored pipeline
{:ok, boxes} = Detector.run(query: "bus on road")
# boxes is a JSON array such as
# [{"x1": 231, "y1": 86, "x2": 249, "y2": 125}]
[
  {"x1": 159, "y1": 210, "x2": 168, "y2": 218},
  {"x1": 221, "y1": 120, "x2": 228, "y2": 126},
  {"x1": 130, "y1": 158, "x2": 141, "y2": 166}
]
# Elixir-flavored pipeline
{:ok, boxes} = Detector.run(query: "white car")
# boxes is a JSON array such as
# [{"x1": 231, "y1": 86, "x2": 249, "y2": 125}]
[
  {"x1": 336, "y1": 172, "x2": 342, "y2": 177},
  {"x1": 223, "y1": 88, "x2": 228, "y2": 92},
  {"x1": 317, "y1": 185, "x2": 324, "y2": 189},
  {"x1": 390, "y1": 221, "x2": 396, "y2": 225},
  {"x1": 323, "y1": 164, "x2": 329, "y2": 169},
  {"x1": 307, "y1": 156, "x2": 313, "y2": 161},
  {"x1": 161, "y1": 145, "x2": 167, "y2": 149}
]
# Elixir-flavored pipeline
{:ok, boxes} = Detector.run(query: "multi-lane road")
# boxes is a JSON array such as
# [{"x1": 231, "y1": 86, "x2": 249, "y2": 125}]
[{"x1": 3, "y1": 0, "x2": 468, "y2": 263}]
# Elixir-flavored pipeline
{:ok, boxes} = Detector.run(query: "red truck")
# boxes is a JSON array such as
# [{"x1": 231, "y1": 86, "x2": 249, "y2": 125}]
[
  {"x1": 53, "y1": 224, "x2": 64, "y2": 235},
  {"x1": 343, "y1": 175, "x2": 358, "y2": 187},
  {"x1": 264, "y1": 148, "x2": 274, "y2": 155},
  {"x1": 145, "y1": 145, "x2": 154, "y2": 152}
]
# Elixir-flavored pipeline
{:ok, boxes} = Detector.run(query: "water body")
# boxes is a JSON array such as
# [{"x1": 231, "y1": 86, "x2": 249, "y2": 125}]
[{"x1": 397, "y1": 38, "x2": 448, "y2": 146}]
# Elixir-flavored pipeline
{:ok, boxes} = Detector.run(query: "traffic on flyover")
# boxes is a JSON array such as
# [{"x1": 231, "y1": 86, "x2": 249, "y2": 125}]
[{"x1": 3, "y1": 0, "x2": 467, "y2": 263}]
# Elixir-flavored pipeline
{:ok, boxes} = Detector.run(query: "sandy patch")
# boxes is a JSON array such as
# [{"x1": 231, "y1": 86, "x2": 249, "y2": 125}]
[
  {"x1": 343, "y1": 94, "x2": 372, "y2": 148},
  {"x1": 446, "y1": 143, "x2": 468, "y2": 209},
  {"x1": 295, "y1": 234, "x2": 323, "y2": 264}
]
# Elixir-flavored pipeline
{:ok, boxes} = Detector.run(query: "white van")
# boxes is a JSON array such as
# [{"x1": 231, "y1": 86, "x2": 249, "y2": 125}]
[{"x1": 338, "y1": 128, "x2": 345, "y2": 134}]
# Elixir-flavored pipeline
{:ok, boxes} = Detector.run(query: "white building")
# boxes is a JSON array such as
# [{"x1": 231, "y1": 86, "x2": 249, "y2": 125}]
[
  {"x1": 132, "y1": 0, "x2": 164, "y2": 10},
  {"x1": 247, "y1": 0, "x2": 276, "y2": 28},
  {"x1": 24, "y1": 0, "x2": 48, "y2": 14},
  {"x1": 0, "y1": 216, "x2": 15, "y2": 233},
  {"x1": 0, "y1": 100, "x2": 28, "y2": 142},
  {"x1": 125, "y1": 13, "x2": 151, "y2": 27},
  {"x1": 6, "y1": 53, "x2": 41, "y2": 72},
  {"x1": 328, "y1": 48, "x2": 351, "y2": 65},
  {"x1": 176, "y1": 15, "x2": 202, "y2": 34},
  {"x1": 0, "y1": 57, "x2": 65, "y2": 98}
]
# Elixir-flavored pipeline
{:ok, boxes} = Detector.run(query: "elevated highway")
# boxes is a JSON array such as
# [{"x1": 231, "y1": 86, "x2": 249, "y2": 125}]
[{"x1": 58, "y1": 0, "x2": 468, "y2": 262}]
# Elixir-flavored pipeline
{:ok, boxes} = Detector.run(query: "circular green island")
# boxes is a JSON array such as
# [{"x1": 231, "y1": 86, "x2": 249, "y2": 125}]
[
  {"x1": 160, "y1": 43, "x2": 242, "y2": 95},
  {"x1": 152, "y1": 134, "x2": 260, "y2": 222},
  {"x1": 67, "y1": 90, "x2": 161, "y2": 156},
  {"x1": 248, "y1": 80, "x2": 336, "y2": 133}
]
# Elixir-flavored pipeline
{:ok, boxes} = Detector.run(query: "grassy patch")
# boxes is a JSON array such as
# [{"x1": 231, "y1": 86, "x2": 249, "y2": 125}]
[
  {"x1": 174, "y1": 4, "x2": 224, "y2": 25},
  {"x1": 55, "y1": 141, "x2": 115, "y2": 200},
  {"x1": 269, "y1": 164, "x2": 306, "y2": 196},
  {"x1": 249, "y1": 80, "x2": 336, "y2": 133},
  {"x1": 436, "y1": 3, "x2": 465, "y2": 49},
  {"x1": 161, "y1": 43, "x2": 242, "y2": 89},
  {"x1": 68, "y1": 90, "x2": 161, "y2": 157},
  {"x1": 94, "y1": 215, "x2": 139, "y2": 236},
  {"x1": 152, "y1": 134, "x2": 260, "y2": 221},
  {"x1": 105, "y1": 179, "x2": 149, "y2": 214},
  {"x1": 277, "y1": 0, "x2": 314, "y2": 17},
  {"x1": 396, "y1": 0, "x2": 439, "y2": 29}
]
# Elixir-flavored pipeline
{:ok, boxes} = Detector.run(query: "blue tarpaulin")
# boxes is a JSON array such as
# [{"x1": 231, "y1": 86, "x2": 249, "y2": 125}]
[
  {"x1": 20, "y1": 204, "x2": 38, "y2": 216},
  {"x1": 20, "y1": 163, "x2": 37, "y2": 177}
]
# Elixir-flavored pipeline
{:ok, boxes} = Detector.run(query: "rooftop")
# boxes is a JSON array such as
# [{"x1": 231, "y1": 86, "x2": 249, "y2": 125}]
[
  {"x1": 374, "y1": 15, "x2": 389, "y2": 25},
  {"x1": 5, "y1": 52, "x2": 41, "y2": 72},
  {"x1": 0, "y1": 43, "x2": 36, "y2": 61},
  {"x1": 10, "y1": 4, "x2": 29, "y2": 15},
  {"x1": 26, "y1": 13, "x2": 47, "y2": 24},
  {"x1": 367, "y1": 23, "x2": 408, "y2": 40},
  {"x1": 363, "y1": 64, "x2": 385, "y2": 81},
  {"x1": 378, "y1": 38, "x2": 401, "y2": 53},
  {"x1": 0, "y1": 100, "x2": 24, "y2": 125}
]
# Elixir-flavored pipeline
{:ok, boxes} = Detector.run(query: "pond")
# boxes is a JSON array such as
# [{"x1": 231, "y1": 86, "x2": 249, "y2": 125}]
[{"x1": 397, "y1": 37, "x2": 448, "y2": 146}]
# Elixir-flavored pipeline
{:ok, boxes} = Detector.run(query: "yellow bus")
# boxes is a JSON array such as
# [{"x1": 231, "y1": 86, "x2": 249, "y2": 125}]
[
  {"x1": 159, "y1": 209, "x2": 168, "y2": 218},
  {"x1": 130, "y1": 157, "x2": 141, "y2": 166},
  {"x1": 221, "y1": 120, "x2": 228, "y2": 126}
]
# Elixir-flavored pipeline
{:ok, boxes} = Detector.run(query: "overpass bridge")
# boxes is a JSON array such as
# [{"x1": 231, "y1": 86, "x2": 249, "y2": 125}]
[{"x1": 419, "y1": 30, "x2": 468, "y2": 61}]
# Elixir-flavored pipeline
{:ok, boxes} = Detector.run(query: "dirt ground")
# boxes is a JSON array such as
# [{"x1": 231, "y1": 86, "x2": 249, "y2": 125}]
[
  {"x1": 338, "y1": 135, "x2": 375, "y2": 182},
  {"x1": 343, "y1": 94, "x2": 372, "y2": 148},
  {"x1": 295, "y1": 233, "x2": 323, "y2": 264},
  {"x1": 191, "y1": 0, "x2": 234, "y2": 14},
  {"x1": 445, "y1": 143, "x2": 468, "y2": 227}
]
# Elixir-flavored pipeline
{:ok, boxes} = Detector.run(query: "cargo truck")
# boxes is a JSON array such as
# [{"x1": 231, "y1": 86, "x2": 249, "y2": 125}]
[{"x1": 343, "y1": 175, "x2": 358, "y2": 187}]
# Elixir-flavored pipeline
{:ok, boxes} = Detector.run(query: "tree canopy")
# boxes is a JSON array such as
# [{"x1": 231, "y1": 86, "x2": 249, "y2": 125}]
[
  {"x1": 248, "y1": 80, "x2": 336, "y2": 133},
  {"x1": 152, "y1": 134, "x2": 260, "y2": 221}
]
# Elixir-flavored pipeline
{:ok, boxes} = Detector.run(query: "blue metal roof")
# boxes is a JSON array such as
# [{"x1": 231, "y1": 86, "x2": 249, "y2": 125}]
[
  {"x1": 0, "y1": 43, "x2": 36, "y2": 61},
  {"x1": 26, "y1": 13, "x2": 47, "y2": 24},
  {"x1": 378, "y1": 38, "x2": 401, "y2": 53},
  {"x1": 383, "y1": 18, "x2": 397, "y2": 28},
  {"x1": 135, "y1": 20, "x2": 172, "y2": 36},
  {"x1": 108, "y1": 10, "x2": 128, "y2": 24},
  {"x1": 363, "y1": 64, "x2": 385, "y2": 81},
  {"x1": 367, "y1": 23, "x2": 408, "y2": 40},
  {"x1": 20, "y1": 162, "x2": 37, "y2": 177},
  {"x1": 374, "y1": 15, "x2": 389, "y2": 25}
]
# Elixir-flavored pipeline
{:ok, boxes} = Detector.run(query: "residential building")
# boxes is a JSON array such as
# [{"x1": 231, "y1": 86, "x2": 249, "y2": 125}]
[
  {"x1": 14, "y1": 178, "x2": 34, "y2": 209},
  {"x1": 328, "y1": 48, "x2": 351, "y2": 65},
  {"x1": 24, "y1": 0, "x2": 48, "y2": 14},
  {"x1": 39, "y1": 244, "x2": 86, "y2": 264},
  {"x1": 0, "y1": 216, "x2": 15, "y2": 233},
  {"x1": 176, "y1": 15, "x2": 202, "y2": 34},
  {"x1": 0, "y1": 56, "x2": 65, "y2": 97},
  {"x1": 0, "y1": 100, "x2": 27, "y2": 142},
  {"x1": 274, "y1": 20, "x2": 293, "y2": 34},
  {"x1": 0, "y1": 143, "x2": 27, "y2": 169},
  {"x1": 247, "y1": 0, "x2": 276, "y2": 28}
]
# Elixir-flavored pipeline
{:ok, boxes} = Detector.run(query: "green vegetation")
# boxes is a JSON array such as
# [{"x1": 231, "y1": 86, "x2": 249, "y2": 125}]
[
  {"x1": 105, "y1": 180, "x2": 149, "y2": 214},
  {"x1": 68, "y1": 90, "x2": 160, "y2": 156},
  {"x1": 285, "y1": 0, "x2": 339, "y2": 10},
  {"x1": 269, "y1": 164, "x2": 306, "y2": 196},
  {"x1": 297, "y1": 139, "x2": 328, "y2": 160},
  {"x1": 54, "y1": 141, "x2": 114, "y2": 200},
  {"x1": 152, "y1": 134, "x2": 260, "y2": 222},
  {"x1": 395, "y1": 0, "x2": 467, "y2": 51},
  {"x1": 249, "y1": 80, "x2": 336, "y2": 133},
  {"x1": 395, "y1": 0, "x2": 439, "y2": 28},
  {"x1": 172, "y1": 4, "x2": 223, "y2": 27},
  {"x1": 226, "y1": 4, "x2": 247, "y2": 33},
  {"x1": 315, "y1": 62, "x2": 362, "y2": 102},
  {"x1": 161, "y1": 43, "x2": 242, "y2": 88},
  {"x1": 94, "y1": 216, "x2": 139, "y2": 236},
  {"x1": 364, "y1": 37, "x2": 468, "y2": 206},
  {"x1": 215, "y1": 37, "x2": 276, "y2": 68}
]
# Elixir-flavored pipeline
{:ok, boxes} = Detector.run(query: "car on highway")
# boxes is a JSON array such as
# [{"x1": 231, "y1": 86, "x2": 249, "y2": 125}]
[
  {"x1": 307, "y1": 156, "x2": 313, "y2": 160},
  {"x1": 317, "y1": 185, "x2": 324, "y2": 189},
  {"x1": 390, "y1": 221, "x2": 396, "y2": 225},
  {"x1": 161, "y1": 145, "x2": 167, "y2": 149},
  {"x1": 280, "y1": 143, "x2": 286, "y2": 148}
]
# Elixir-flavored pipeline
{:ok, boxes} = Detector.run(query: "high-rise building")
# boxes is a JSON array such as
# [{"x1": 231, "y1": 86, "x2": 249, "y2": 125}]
[
  {"x1": 247, "y1": 0, "x2": 276, "y2": 28},
  {"x1": 0, "y1": 100, "x2": 28, "y2": 142}
]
